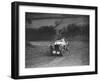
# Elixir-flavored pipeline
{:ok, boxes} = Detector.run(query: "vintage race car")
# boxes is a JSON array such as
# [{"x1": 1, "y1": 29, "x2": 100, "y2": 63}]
[{"x1": 49, "y1": 38, "x2": 69, "y2": 56}]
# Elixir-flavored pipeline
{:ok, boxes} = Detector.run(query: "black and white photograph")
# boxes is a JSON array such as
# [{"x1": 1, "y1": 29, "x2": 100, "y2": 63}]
[
  {"x1": 11, "y1": 1, "x2": 97, "y2": 79},
  {"x1": 25, "y1": 13, "x2": 89, "y2": 68}
]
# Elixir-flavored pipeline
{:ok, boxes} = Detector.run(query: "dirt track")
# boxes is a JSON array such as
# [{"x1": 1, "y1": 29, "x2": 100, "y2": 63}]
[{"x1": 25, "y1": 41, "x2": 89, "y2": 68}]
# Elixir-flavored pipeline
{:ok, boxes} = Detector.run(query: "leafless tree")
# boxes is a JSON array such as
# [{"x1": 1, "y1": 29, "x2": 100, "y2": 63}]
[{"x1": 54, "y1": 18, "x2": 64, "y2": 40}]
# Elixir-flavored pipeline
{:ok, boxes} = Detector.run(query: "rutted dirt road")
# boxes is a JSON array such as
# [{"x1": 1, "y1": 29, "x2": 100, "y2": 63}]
[{"x1": 25, "y1": 41, "x2": 89, "y2": 68}]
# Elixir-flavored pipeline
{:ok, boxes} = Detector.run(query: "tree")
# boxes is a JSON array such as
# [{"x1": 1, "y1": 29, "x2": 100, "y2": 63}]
[
  {"x1": 53, "y1": 19, "x2": 64, "y2": 40},
  {"x1": 60, "y1": 24, "x2": 80, "y2": 38}
]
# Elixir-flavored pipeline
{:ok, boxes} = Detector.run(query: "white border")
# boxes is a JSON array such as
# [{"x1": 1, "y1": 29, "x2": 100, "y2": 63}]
[{"x1": 19, "y1": 5, "x2": 95, "y2": 76}]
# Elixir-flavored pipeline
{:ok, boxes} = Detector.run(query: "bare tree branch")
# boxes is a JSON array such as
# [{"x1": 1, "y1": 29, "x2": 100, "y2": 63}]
[{"x1": 54, "y1": 19, "x2": 64, "y2": 28}]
